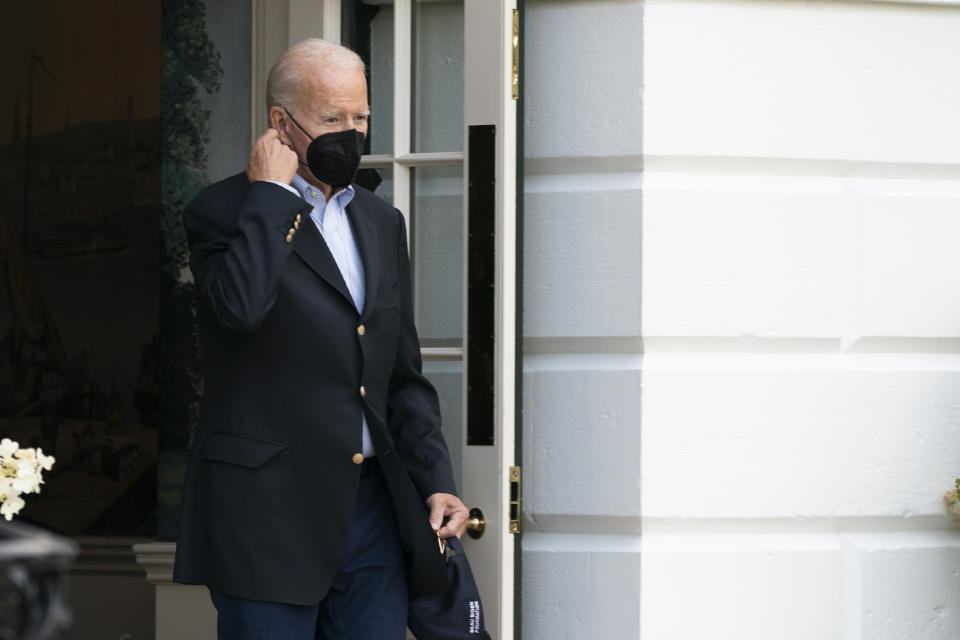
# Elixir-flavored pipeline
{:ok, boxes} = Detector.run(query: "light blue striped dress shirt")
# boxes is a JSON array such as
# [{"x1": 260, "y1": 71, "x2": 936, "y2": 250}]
[{"x1": 270, "y1": 176, "x2": 374, "y2": 457}]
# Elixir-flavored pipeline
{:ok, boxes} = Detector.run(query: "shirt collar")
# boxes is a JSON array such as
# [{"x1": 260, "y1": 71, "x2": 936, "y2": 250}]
[{"x1": 292, "y1": 173, "x2": 355, "y2": 208}]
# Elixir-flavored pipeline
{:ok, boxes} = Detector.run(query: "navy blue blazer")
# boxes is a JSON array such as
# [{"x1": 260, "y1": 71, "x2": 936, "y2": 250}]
[{"x1": 172, "y1": 174, "x2": 456, "y2": 605}]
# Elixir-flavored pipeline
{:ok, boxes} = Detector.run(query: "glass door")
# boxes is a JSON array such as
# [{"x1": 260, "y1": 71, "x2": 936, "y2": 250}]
[{"x1": 341, "y1": 1, "x2": 519, "y2": 636}]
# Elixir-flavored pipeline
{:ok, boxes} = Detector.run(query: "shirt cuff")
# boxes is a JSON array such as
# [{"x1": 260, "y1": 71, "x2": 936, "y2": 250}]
[{"x1": 265, "y1": 180, "x2": 300, "y2": 197}]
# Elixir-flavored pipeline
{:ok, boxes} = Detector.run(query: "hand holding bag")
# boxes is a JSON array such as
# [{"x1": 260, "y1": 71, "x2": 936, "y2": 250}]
[{"x1": 366, "y1": 406, "x2": 491, "y2": 636}]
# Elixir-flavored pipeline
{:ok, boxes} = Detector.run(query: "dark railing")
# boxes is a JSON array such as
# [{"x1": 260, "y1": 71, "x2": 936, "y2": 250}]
[{"x1": 0, "y1": 521, "x2": 77, "y2": 640}]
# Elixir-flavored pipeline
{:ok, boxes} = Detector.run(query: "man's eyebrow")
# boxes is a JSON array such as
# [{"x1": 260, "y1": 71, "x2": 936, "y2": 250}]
[{"x1": 317, "y1": 110, "x2": 371, "y2": 117}]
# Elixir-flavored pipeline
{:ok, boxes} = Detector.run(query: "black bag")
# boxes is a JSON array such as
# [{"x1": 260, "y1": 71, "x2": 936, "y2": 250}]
[
  {"x1": 374, "y1": 449, "x2": 449, "y2": 597},
  {"x1": 408, "y1": 535, "x2": 492, "y2": 640}
]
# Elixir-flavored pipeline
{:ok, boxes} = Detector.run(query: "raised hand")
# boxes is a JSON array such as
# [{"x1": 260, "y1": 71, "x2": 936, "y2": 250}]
[{"x1": 245, "y1": 128, "x2": 299, "y2": 185}]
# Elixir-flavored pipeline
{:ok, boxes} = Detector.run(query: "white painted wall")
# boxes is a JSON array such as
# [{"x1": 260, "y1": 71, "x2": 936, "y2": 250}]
[
  {"x1": 522, "y1": 0, "x2": 643, "y2": 638},
  {"x1": 522, "y1": 0, "x2": 960, "y2": 638},
  {"x1": 640, "y1": 1, "x2": 960, "y2": 639}
]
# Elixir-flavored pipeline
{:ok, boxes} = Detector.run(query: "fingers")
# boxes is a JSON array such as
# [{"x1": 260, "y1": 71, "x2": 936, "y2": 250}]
[
  {"x1": 246, "y1": 129, "x2": 300, "y2": 184},
  {"x1": 426, "y1": 492, "x2": 469, "y2": 539},
  {"x1": 436, "y1": 506, "x2": 469, "y2": 540},
  {"x1": 429, "y1": 501, "x2": 445, "y2": 532}
]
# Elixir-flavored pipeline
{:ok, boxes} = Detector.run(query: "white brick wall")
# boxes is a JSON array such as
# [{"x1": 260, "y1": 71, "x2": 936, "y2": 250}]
[
  {"x1": 522, "y1": 0, "x2": 644, "y2": 638},
  {"x1": 523, "y1": 0, "x2": 960, "y2": 638},
  {"x1": 640, "y1": 1, "x2": 960, "y2": 639}
]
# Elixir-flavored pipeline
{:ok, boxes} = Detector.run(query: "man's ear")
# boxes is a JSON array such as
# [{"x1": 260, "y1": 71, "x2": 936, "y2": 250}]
[{"x1": 268, "y1": 106, "x2": 292, "y2": 145}]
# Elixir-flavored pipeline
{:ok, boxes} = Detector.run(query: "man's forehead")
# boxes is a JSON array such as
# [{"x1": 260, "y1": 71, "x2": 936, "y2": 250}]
[
  {"x1": 301, "y1": 65, "x2": 366, "y2": 94},
  {"x1": 299, "y1": 99, "x2": 370, "y2": 121}
]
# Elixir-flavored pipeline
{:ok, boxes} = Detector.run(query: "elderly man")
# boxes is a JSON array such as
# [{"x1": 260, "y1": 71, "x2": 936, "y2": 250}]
[{"x1": 172, "y1": 38, "x2": 468, "y2": 639}]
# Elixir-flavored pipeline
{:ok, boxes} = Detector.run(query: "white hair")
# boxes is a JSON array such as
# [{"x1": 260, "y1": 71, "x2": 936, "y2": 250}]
[{"x1": 266, "y1": 38, "x2": 365, "y2": 115}]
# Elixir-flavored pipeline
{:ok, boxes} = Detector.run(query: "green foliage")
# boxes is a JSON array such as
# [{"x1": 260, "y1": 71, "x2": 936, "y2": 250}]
[
  {"x1": 157, "y1": 0, "x2": 222, "y2": 541},
  {"x1": 160, "y1": 0, "x2": 223, "y2": 277}
]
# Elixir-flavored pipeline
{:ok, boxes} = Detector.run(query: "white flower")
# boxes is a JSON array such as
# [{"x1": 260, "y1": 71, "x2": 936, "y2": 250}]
[
  {"x1": 13, "y1": 466, "x2": 41, "y2": 494},
  {"x1": 36, "y1": 449, "x2": 55, "y2": 472},
  {"x1": 0, "y1": 442, "x2": 55, "y2": 520},
  {"x1": 0, "y1": 439, "x2": 18, "y2": 458},
  {"x1": 0, "y1": 476, "x2": 16, "y2": 500},
  {"x1": 14, "y1": 447, "x2": 35, "y2": 461},
  {"x1": 0, "y1": 494, "x2": 24, "y2": 521}
]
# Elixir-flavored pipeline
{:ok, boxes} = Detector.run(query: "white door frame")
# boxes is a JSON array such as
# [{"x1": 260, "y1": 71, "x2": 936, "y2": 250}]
[{"x1": 462, "y1": 1, "x2": 519, "y2": 638}]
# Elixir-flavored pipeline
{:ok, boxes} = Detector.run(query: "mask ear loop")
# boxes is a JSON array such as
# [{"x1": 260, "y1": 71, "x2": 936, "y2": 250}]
[
  {"x1": 283, "y1": 107, "x2": 313, "y2": 139},
  {"x1": 282, "y1": 107, "x2": 313, "y2": 170}
]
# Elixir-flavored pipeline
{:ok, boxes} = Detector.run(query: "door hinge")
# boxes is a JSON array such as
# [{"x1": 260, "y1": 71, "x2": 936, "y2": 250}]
[
  {"x1": 509, "y1": 465, "x2": 521, "y2": 533},
  {"x1": 511, "y1": 9, "x2": 520, "y2": 101}
]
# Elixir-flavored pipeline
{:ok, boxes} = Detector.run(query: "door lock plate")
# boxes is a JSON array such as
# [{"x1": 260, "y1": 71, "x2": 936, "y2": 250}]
[{"x1": 509, "y1": 466, "x2": 521, "y2": 533}]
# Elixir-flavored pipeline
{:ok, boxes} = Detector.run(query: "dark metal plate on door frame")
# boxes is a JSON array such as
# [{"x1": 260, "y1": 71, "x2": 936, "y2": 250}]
[{"x1": 467, "y1": 124, "x2": 496, "y2": 446}]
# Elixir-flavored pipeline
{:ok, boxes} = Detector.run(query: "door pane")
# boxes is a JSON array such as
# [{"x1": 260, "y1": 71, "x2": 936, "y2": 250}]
[
  {"x1": 412, "y1": 0, "x2": 464, "y2": 152},
  {"x1": 422, "y1": 360, "x2": 463, "y2": 492},
  {"x1": 411, "y1": 165, "x2": 463, "y2": 343},
  {"x1": 342, "y1": 0, "x2": 394, "y2": 155}
]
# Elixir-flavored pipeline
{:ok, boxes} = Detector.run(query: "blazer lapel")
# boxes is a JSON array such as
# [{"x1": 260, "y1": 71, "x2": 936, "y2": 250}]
[
  {"x1": 347, "y1": 199, "x2": 380, "y2": 323},
  {"x1": 291, "y1": 216, "x2": 354, "y2": 308}
]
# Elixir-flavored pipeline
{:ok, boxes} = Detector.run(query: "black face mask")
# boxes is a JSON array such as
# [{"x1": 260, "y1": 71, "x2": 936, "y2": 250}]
[{"x1": 284, "y1": 108, "x2": 365, "y2": 189}]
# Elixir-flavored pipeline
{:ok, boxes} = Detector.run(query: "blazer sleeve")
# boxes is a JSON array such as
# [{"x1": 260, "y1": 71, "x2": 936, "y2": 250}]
[
  {"x1": 184, "y1": 180, "x2": 310, "y2": 332},
  {"x1": 387, "y1": 209, "x2": 458, "y2": 501}
]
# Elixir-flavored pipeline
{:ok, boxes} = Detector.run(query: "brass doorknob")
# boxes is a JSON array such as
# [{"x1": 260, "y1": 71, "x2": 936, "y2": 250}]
[{"x1": 466, "y1": 507, "x2": 486, "y2": 539}]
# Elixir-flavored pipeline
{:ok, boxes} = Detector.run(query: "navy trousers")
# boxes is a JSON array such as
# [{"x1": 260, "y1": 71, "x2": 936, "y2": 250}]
[{"x1": 209, "y1": 460, "x2": 409, "y2": 639}]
